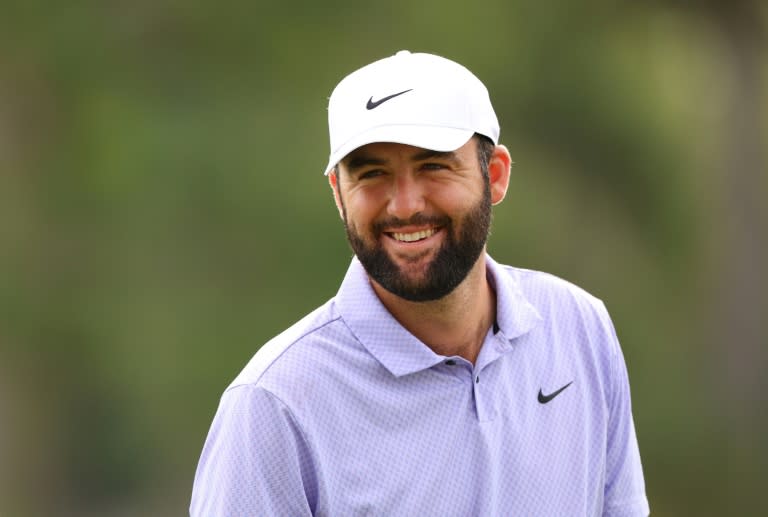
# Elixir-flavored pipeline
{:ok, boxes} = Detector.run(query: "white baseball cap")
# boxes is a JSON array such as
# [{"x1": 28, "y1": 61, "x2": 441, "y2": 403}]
[{"x1": 324, "y1": 50, "x2": 500, "y2": 175}]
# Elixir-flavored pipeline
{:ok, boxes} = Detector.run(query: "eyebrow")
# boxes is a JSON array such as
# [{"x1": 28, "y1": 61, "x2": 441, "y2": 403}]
[
  {"x1": 343, "y1": 154, "x2": 388, "y2": 173},
  {"x1": 411, "y1": 149, "x2": 460, "y2": 163},
  {"x1": 342, "y1": 148, "x2": 461, "y2": 175}
]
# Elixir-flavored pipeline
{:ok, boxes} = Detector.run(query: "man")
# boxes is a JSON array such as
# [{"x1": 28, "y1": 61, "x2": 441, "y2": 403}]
[{"x1": 191, "y1": 51, "x2": 649, "y2": 516}]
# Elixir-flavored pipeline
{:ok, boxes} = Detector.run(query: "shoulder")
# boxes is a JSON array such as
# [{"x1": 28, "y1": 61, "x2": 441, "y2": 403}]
[
  {"x1": 226, "y1": 299, "x2": 345, "y2": 392},
  {"x1": 495, "y1": 262, "x2": 619, "y2": 354},
  {"x1": 220, "y1": 295, "x2": 383, "y2": 423},
  {"x1": 499, "y1": 264, "x2": 607, "y2": 315}
]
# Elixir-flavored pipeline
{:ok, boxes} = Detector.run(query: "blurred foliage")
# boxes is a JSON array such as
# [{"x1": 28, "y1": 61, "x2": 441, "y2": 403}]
[{"x1": 1, "y1": 1, "x2": 766, "y2": 516}]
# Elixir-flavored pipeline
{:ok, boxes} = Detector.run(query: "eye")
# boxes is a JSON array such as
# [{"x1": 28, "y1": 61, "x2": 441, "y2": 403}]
[
  {"x1": 420, "y1": 162, "x2": 449, "y2": 172},
  {"x1": 358, "y1": 169, "x2": 385, "y2": 180}
]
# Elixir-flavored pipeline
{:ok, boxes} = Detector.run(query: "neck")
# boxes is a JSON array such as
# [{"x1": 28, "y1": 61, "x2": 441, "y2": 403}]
[{"x1": 371, "y1": 254, "x2": 496, "y2": 365}]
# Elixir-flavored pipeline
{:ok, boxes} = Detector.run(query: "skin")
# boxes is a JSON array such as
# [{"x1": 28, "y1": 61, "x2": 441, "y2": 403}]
[{"x1": 329, "y1": 138, "x2": 512, "y2": 364}]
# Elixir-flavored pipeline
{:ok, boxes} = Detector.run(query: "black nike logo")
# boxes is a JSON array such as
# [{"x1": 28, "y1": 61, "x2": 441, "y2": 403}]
[
  {"x1": 537, "y1": 381, "x2": 573, "y2": 404},
  {"x1": 366, "y1": 89, "x2": 413, "y2": 110}
]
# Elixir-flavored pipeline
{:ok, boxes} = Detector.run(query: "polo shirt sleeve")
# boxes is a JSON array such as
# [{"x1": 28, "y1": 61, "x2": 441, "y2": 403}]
[
  {"x1": 190, "y1": 384, "x2": 316, "y2": 517},
  {"x1": 602, "y1": 309, "x2": 650, "y2": 517}
]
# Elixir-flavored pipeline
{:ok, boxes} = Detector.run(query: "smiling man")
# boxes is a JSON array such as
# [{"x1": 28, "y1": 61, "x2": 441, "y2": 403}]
[{"x1": 191, "y1": 51, "x2": 649, "y2": 516}]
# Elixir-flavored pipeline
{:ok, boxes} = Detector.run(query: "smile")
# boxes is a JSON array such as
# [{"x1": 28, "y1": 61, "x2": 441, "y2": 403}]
[{"x1": 390, "y1": 228, "x2": 437, "y2": 242}]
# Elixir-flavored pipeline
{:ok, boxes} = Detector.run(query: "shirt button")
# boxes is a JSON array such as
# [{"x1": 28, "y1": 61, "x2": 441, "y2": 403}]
[
  {"x1": 445, "y1": 360, "x2": 456, "y2": 366},
  {"x1": 475, "y1": 375, "x2": 480, "y2": 383}
]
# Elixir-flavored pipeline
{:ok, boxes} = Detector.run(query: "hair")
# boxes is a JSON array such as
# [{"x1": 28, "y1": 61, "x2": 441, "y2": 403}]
[{"x1": 474, "y1": 133, "x2": 495, "y2": 183}]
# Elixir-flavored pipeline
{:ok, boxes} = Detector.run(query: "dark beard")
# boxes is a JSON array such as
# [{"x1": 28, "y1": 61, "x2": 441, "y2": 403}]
[{"x1": 343, "y1": 188, "x2": 492, "y2": 302}]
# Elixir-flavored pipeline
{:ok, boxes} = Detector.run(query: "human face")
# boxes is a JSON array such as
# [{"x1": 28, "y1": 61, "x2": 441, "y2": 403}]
[{"x1": 333, "y1": 139, "x2": 492, "y2": 302}]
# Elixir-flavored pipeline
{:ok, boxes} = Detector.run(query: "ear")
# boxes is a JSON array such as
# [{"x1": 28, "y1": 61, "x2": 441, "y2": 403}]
[
  {"x1": 328, "y1": 169, "x2": 345, "y2": 219},
  {"x1": 488, "y1": 144, "x2": 512, "y2": 206}
]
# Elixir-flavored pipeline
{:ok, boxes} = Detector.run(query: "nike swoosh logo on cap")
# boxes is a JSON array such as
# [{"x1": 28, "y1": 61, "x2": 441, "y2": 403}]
[{"x1": 366, "y1": 89, "x2": 413, "y2": 110}]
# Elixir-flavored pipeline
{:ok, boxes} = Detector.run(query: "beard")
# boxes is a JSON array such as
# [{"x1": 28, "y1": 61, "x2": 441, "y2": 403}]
[{"x1": 342, "y1": 186, "x2": 492, "y2": 302}]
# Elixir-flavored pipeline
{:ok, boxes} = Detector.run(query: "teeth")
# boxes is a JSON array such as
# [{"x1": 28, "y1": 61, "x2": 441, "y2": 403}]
[{"x1": 392, "y1": 229, "x2": 436, "y2": 242}]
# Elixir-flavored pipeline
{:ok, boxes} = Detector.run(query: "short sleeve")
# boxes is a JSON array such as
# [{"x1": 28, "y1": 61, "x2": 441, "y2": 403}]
[
  {"x1": 602, "y1": 311, "x2": 650, "y2": 517},
  {"x1": 190, "y1": 384, "x2": 317, "y2": 517}
]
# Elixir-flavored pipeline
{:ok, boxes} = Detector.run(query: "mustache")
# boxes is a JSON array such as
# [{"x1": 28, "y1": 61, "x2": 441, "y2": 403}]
[{"x1": 371, "y1": 214, "x2": 452, "y2": 235}]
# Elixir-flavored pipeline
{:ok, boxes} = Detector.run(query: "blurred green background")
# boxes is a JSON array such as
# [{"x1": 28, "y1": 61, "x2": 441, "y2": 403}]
[{"x1": 1, "y1": 1, "x2": 766, "y2": 515}]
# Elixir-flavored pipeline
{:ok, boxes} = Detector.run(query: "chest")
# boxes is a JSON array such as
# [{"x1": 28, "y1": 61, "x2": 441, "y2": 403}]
[{"x1": 304, "y1": 355, "x2": 609, "y2": 516}]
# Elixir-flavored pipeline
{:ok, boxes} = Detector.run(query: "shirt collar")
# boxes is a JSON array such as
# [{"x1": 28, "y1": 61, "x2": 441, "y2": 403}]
[
  {"x1": 474, "y1": 255, "x2": 543, "y2": 369},
  {"x1": 485, "y1": 254, "x2": 542, "y2": 343},
  {"x1": 335, "y1": 255, "x2": 542, "y2": 377}
]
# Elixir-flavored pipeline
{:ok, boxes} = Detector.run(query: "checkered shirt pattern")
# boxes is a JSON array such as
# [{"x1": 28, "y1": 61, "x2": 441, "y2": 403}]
[{"x1": 191, "y1": 255, "x2": 649, "y2": 516}]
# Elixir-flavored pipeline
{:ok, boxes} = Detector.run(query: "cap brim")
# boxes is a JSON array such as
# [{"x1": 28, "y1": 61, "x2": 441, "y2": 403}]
[{"x1": 324, "y1": 125, "x2": 475, "y2": 175}]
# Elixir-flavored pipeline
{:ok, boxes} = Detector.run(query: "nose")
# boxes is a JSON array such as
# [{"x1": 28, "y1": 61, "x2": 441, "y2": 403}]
[{"x1": 386, "y1": 173, "x2": 425, "y2": 220}]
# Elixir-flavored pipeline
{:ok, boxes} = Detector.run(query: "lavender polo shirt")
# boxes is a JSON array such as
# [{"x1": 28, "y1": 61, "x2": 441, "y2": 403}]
[{"x1": 191, "y1": 255, "x2": 649, "y2": 516}]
